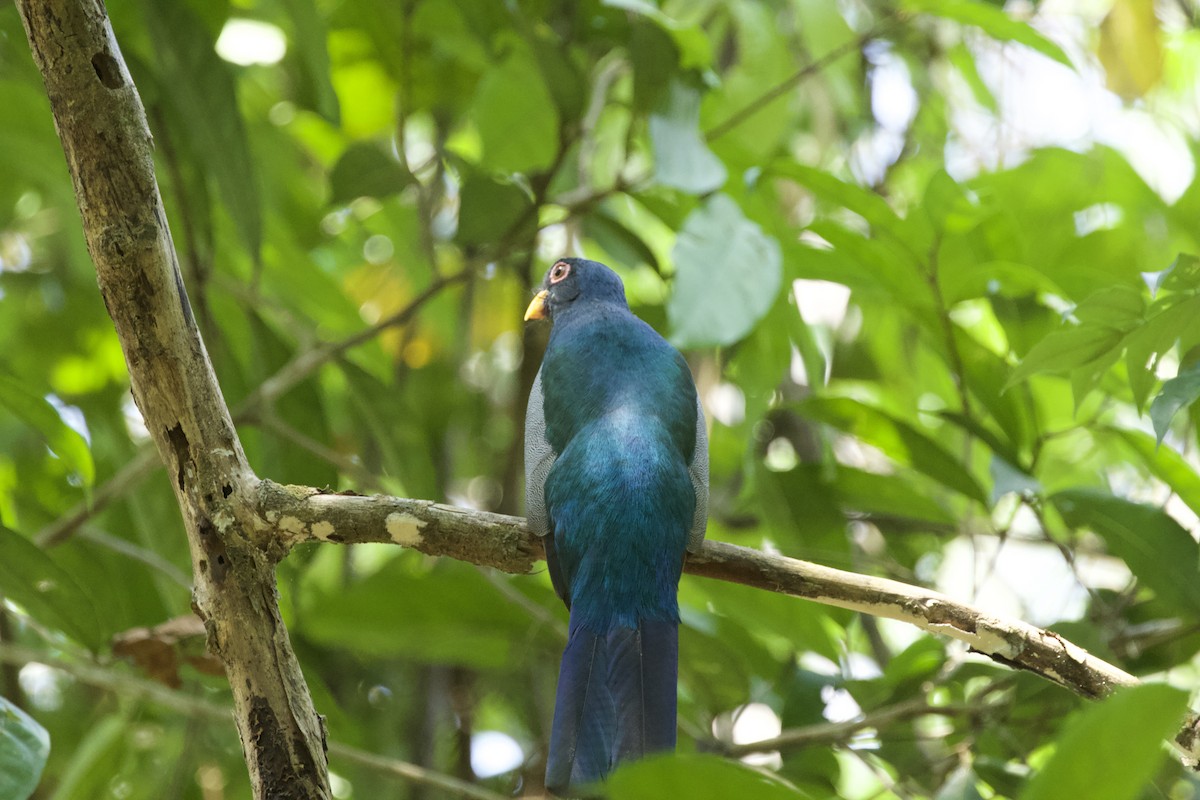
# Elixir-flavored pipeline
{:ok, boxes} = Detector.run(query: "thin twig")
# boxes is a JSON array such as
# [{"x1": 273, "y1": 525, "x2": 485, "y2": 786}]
[
  {"x1": 705, "y1": 14, "x2": 901, "y2": 142},
  {"x1": 34, "y1": 271, "x2": 470, "y2": 550},
  {"x1": 35, "y1": 447, "x2": 161, "y2": 548},
  {"x1": 329, "y1": 743, "x2": 508, "y2": 800},
  {"x1": 77, "y1": 526, "x2": 192, "y2": 588},
  {"x1": 722, "y1": 699, "x2": 981, "y2": 757}
]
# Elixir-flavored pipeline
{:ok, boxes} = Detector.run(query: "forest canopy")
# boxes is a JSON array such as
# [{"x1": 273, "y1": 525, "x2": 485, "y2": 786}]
[{"x1": 1, "y1": 0, "x2": 1200, "y2": 798}]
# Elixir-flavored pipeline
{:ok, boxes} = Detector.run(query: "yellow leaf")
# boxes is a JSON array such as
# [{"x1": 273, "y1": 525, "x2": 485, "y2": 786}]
[{"x1": 1098, "y1": 0, "x2": 1163, "y2": 100}]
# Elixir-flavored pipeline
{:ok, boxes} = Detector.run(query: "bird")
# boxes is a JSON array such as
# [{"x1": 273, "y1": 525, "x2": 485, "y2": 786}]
[{"x1": 523, "y1": 257, "x2": 708, "y2": 796}]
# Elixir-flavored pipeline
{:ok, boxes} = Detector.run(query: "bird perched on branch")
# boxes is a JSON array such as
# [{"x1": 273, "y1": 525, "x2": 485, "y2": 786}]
[{"x1": 523, "y1": 258, "x2": 708, "y2": 796}]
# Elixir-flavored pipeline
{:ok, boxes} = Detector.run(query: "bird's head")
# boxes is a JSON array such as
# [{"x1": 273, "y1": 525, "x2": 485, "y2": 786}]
[{"x1": 524, "y1": 258, "x2": 628, "y2": 322}]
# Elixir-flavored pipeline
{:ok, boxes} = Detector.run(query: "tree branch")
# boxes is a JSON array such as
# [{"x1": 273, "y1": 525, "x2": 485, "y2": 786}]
[
  {"x1": 253, "y1": 479, "x2": 1200, "y2": 768},
  {"x1": 16, "y1": 3, "x2": 330, "y2": 796}
]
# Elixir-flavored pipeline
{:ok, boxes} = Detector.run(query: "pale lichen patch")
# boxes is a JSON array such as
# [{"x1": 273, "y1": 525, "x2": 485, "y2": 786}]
[
  {"x1": 278, "y1": 516, "x2": 306, "y2": 536},
  {"x1": 386, "y1": 512, "x2": 426, "y2": 546},
  {"x1": 265, "y1": 510, "x2": 280, "y2": 523},
  {"x1": 212, "y1": 509, "x2": 235, "y2": 532},
  {"x1": 311, "y1": 521, "x2": 335, "y2": 541}
]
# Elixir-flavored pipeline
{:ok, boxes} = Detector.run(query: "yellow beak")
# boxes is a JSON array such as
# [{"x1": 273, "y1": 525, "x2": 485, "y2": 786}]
[{"x1": 524, "y1": 289, "x2": 549, "y2": 321}]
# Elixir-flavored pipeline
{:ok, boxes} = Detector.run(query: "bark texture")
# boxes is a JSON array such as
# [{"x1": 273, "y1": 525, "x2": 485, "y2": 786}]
[{"x1": 15, "y1": 3, "x2": 330, "y2": 797}]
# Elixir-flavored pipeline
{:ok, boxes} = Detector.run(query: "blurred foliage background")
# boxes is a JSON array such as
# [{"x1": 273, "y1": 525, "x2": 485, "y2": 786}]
[{"x1": 1, "y1": 0, "x2": 1200, "y2": 797}]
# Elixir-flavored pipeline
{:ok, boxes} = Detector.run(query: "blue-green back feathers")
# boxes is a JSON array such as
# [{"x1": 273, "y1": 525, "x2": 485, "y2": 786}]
[{"x1": 523, "y1": 258, "x2": 708, "y2": 794}]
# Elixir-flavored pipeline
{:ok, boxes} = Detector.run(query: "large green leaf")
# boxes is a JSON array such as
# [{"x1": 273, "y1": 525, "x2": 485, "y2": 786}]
[
  {"x1": 649, "y1": 79, "x2": 727, "y2": 194},
  {"x1": 1019, "y1": 684, "x2": 1187, "y2": 800},
  {"x1": 0, "y1": 527, "x2": 105, "y2": 652},
  {"x1": 608, "y1": 754, "x2": 803, "y2": 800},
  {"x1": 668, "y1": 194, "x2": 781, "y2": 347},
  {"x1": 144, "y1": 0, "x2": 262, "y2": 260},
  {"x1": 903, "y1": 0, "x2": 1072, "y2": 67},
  {"x1": 281, "y1": 0, "x2": 340, "y2": 122},
  {"x1": 0, "y1": 698, "x2": 49, "y2": 800},
  {"x1": 455, "y1": 172, "x2": 535, "y2": 246},
  {"x1": 799, "y1": 397, "x2": 988, "y2": 504},
  {"x1": 328, "y1": 142, "x2": 412, "y2": 205},
  {"x1": 471, "y1": 47, "x2": 560, "y2": 174},
  {"x1": 0, "y1": 375, "x2": 93, "y2": 487},
  {"x1": 1052, "y1": 490, "x2": 1200, "y2": 617}
]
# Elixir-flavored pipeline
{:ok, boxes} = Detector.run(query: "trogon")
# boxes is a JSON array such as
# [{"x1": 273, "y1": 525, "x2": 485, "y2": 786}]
[{"x1": 523, "y1": 258, "x2": 708, "y2": 796}]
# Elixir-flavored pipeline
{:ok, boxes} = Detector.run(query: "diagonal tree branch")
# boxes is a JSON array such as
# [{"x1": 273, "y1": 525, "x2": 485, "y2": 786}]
[
  {"x1": 15, "y1": 3, "x2": 330, "y2": 796},
  {"x1": 255, "y1": 480, "x2": 1200, "y2": 767}
]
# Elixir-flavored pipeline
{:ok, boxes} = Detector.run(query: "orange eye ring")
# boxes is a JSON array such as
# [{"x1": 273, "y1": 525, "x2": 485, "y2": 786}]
[{"x1": 549, "y1": 261, "x2": 571, "y2": 284}]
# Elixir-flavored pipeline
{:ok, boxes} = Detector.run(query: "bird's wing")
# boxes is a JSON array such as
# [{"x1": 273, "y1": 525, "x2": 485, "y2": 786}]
[
  {"x1": 525, "y1": 367, "x2": 557, "y2": 538},
  {"x1": 686, "y1": 393, "x2": 709, "y2": 553},
  {"x1": 526, "y1": 367, "x2": 570, "y2": 603}
]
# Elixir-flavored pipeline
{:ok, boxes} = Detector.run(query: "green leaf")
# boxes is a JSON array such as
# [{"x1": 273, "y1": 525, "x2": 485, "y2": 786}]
[
  {"x1": 1052, "y1": 490, "x2": 1200, "y2": 617},
  {"x1": 281, "y1": 0, "x2": 340, "y2": 122},
  {"x1": 768, "y1": 162, "x2": 920, "y2": 256},
  {"x1": 649, "y1": 80, "x2": 727, "y2": 195},
  {"x1": 604, "y1": 0, "x2": 711, "y2": 69},
  {"x1": 1006, "y1": 325, "x2": 1125, "y2": 388},
  {"x1": 989, "y1": 455, "x2": 1041, "y2": 505},
  {"x1": 0, "y1": 375, "x2": 93, "y2": 487},
  {"x1": 329, "y1": 143, "x2": 412, "y2": 205},
  {"x1": 0, "y1": 697, "x2": 49, "y2": 800},
  {"x1": 1150, "y1": 361, "x2": 1200, "y2": 444},
  {"x1": 834, "y1": 467, "x2": 956, "y2": 525},
  {"x1": 1019, "y1": 684, "x2": 1187, "y2": 800},
  {"x1": 1072, "y1": 285, "x2": 1145, "y2": 329},
  {"x1": 1102, "y1": 426, "x2": 1200, "y2": 515},
  {"x1": 629, "y1": 20, "x2": 678, "y2": 112},
  {"x1": 0, "y1": 527, "x2": 105, "y2": 652},
  {"x1": 43, "y1": 713, "x2": 125, "y2": 800},
  {"x1": 668, "y1": 194, "x2": 781, "y2": 347},
  {"x1": 583, "y1": 210, "x2": 660, "y2": 271},
  {"x1": 937, "y1": 766, "x2": 985, "y2": 800},
  {"x1": 1122, "y1": 295, "x2": 1200, "y2": 411},
  {"x1": 1144, "y1": 253, "x2": 1200, "y2": 296},
  {"x1": 302, "y1": 558, "x2": 552, "y2": 668},
  {"x1": 947, "y1": 44, "x2": 998, "y2": 112},
  {"x1": 903, "y1": 0, "x2": 1073, "y2": 67},
  {"x1": 144, "y1": 0, "x2": 262, "y2": 260},
  {"x1": 455, "y1": 173, "x2": 534, "y2": 246},
  {"x1": 472, "y1": 48, "x2": 560, "y2": 174},
  {"x1": 799, "y1": 397, "x2": 987, "y2": 504},
  {"x1": 608, "y1": 754, "x2": 803, "y2": 800}
]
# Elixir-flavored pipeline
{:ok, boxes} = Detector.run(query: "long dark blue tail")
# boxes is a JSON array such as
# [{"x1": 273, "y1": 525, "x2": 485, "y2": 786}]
[{"x1": 545, "y1": 615, "x2": 678, "y2": 796}]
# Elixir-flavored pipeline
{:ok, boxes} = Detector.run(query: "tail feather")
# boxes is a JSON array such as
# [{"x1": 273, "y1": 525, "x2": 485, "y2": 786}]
[
  {"x1": 546, "y1": 615, "x2": 678, "y2": 796},
  {"x1": 546, "y1": 620, "x2": 614, "y2": 795},
  {"x1": 608, "y1": 621, "x2": 678, "y2": 765}
]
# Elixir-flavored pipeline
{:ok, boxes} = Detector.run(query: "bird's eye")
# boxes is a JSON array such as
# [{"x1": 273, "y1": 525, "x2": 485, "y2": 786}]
[{"x1": 550, "y1": 261, "x2": 570, "y2": 284}]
